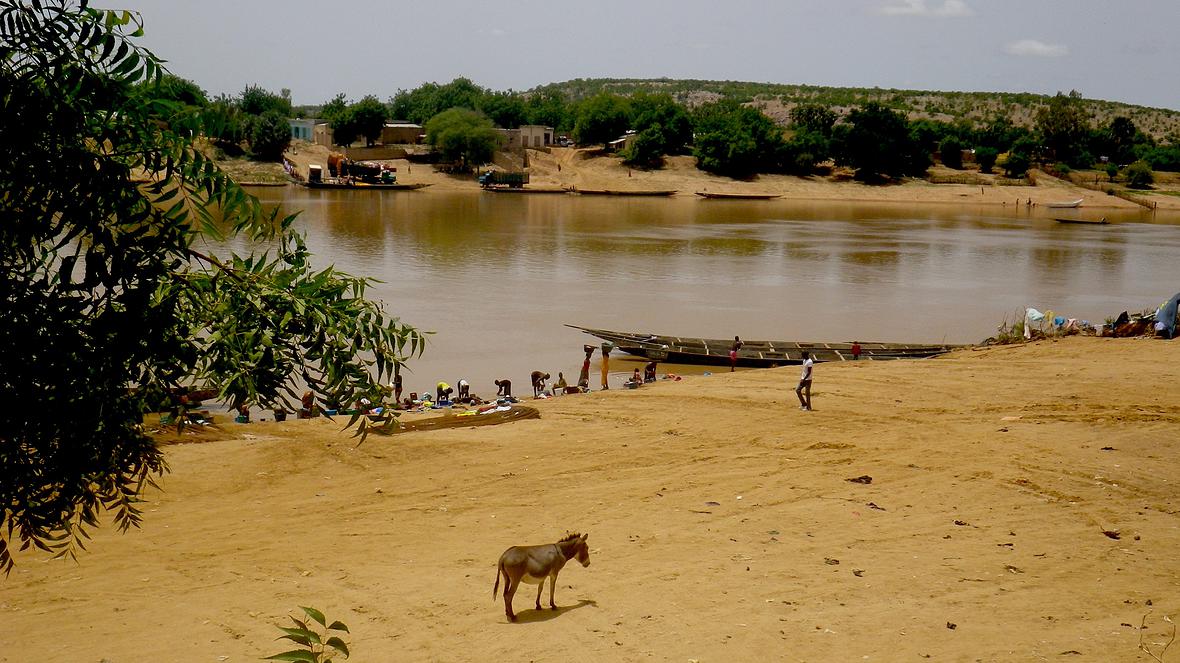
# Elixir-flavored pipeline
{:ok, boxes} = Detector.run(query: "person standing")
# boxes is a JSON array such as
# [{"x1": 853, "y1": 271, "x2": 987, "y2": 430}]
[
  {"x1": 578, "y1": 345, "x2": 594, "y2": 390},
  {"x1": 600, "y1": 341, "x2": 613, "y2": 390},
  {"x1": 795, "y1": 351, "x2": 814, "y2": 411},
  {"x1": 850, "y1": 341, "x2": 862, "y2": 361},
  {"x1": 729, "y1": 336, "x2": 743, "y2": 372}
]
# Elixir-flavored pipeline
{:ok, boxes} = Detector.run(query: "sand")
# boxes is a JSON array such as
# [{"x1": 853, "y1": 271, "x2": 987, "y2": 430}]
[
  {"x1": 5, "y1": 337, "x2": 1180, "y2": 662},
  {"x1": 279, "y1": 142, "x2": 1180, "y2": 213}
]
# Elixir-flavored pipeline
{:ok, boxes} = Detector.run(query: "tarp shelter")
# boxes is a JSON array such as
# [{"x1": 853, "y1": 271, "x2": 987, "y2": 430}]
[{"x1": 1156, "y1": 292, "x2": 1180, "y2": 339}]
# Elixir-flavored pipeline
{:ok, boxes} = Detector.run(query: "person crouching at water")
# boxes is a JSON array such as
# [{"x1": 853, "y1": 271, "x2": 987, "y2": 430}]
[
  {"x1": 457, "y1": 379, "x2": 470, "y2": 400},
  {"x1": 553, "y1": 372, "x2": 568, "y2": 395},
  {"x1": 531, "y1": 371, "x2": 550, "y2": 397},
  {"x1": 436, "y1": 381, "x2": 453, "y2": 402},
  {"x1": 644, "y1": 361, "x2": 657, "y2": 383},
  {"x1": 495, "y1": 379, "x2": 512, "y2": 398},
  {"x1": 795, "y1": 351, "x2": 813, "y2": 411}
]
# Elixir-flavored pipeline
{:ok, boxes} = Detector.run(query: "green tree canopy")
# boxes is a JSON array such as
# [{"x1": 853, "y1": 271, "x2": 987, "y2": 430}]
[
  {"x1": 622, "y1": 93, "x2": 692, "y2": 167},
  {"x1": 524, "y1": 88, "x2": 572, "y2": 132},
  {"x1": 249, "y1": 109, "x2": 292, "y2": 160},
  {"x1": 0, "y1": 0, "x2": 424, "y2": 572},
  {"x1": 481, "y1": 91, "x2": 527, "y2": 129},
  {"x1": 832, "y1": 102, "x2": 929, "y2": 181},
  {"x1": 424, "y1": 108, "x2": 502, "y2": 167},
  {"x1": 691, "y1": 99, "x2": 783, "y2": 178},
  {"x1": 975, "y1": 146, "x2": 998, "y2": 174},
  {"x1": 1035, "y1": 90, "x2": 1091, "y2": 167},
  {"x1": 789, "y1": 104, "x2": 837, "y2": 136},
  {"x1": 334, "y1": 95, "x2": 388, "y2": 146},
  {"x1": 319, "y1": 92, "x2": 348, "y2": 124},
  {"x1": 572, "y1": 93, "x2": 631, "y2": 146},
  {"x1": 939, "y1": 135, "x2": 964, "y2": 169},
  {"x1": 239, "y1": 84, "x2": 292, "y2": 117}
]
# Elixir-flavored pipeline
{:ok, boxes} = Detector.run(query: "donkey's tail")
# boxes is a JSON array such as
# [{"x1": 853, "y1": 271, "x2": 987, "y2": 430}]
[{"x1": 492, "y1": 560, "x2": 502, "y2": 600}]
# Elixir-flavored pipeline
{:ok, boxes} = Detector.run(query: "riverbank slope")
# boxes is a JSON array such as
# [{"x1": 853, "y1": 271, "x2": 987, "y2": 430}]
[{"x1": 5, "y1": 337, "x2": 1180, "y2": 661}]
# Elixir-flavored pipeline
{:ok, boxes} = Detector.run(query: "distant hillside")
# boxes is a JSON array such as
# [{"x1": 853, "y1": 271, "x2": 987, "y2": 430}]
[{"x1": 531, "y1": 78, "x2": 1180, "y2": 140}]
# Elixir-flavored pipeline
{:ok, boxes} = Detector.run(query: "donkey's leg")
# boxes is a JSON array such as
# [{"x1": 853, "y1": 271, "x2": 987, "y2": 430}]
[
  {"x1": 548, "y1": 572, "x2": 558, "y2": 609},
  {"x1": 503, "y1": 574, "x2": 519, "y2": 621},
  {"x1": 535, "y1": 578, "x2": 545, "y2": 610}
]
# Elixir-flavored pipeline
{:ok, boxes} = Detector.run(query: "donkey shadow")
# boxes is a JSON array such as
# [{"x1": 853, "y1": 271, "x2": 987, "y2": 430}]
[{"x1": 511, "y1": 598, "x2": 597, "y2": 624}]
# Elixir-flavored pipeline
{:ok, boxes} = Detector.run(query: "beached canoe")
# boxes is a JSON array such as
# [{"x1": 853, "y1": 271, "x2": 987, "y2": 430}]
[
  {"x1": 695, "y1": 191, "x2": 781, "y2": 200},
  {"x1": 567, "y1": 325, "x2": 962, "y2": 367},
  {"x1": 573, "y1": 188, "x2": 677, "y2": 196},
  {"x1": 482, "y1": 186, "x2": 570, "y2": 194},
  {"x1": 1055, "y1": 217, "x2": 1108, "y2": 225},
  {"x1": 1045, "y1": 198, "x2": 1084, "y2": 209},
  {"x1": 300, "y1": 181, "x2": 431, "y2": 191}
]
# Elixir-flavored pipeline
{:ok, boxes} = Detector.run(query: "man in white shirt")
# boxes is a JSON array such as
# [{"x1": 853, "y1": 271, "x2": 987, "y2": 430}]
[{"x1": 795, "y1": 351, "x2": 813, "y2": 411}]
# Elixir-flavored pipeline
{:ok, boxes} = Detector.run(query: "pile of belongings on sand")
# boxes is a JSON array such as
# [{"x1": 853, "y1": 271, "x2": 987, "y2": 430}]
[
  {"x1": 1022, "y1": 307, "x2": 1097, "y2": 340},
  {"x1": 1101, "y1": 291, "x2": 1180, "y2": 339}
]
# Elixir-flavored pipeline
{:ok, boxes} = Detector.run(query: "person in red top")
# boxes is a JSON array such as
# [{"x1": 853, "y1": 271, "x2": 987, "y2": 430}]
[
  {"x1": 851, "y1": 341, "x2": 862, "y2": 361},
  {"x1": 729, "y1": 336, "x2": 743, "y2": 372}
]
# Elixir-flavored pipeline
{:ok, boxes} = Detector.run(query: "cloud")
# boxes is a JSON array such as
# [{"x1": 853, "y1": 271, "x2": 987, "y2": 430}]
[
  {"x1": 1004, "y1": 39, "x2": 1069, "y2": 58},
  {"x1": 879, "y1": 0, "x2": 974, "y2": 17}
]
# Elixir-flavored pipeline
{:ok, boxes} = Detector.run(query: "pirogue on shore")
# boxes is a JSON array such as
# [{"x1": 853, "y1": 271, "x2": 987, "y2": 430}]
[{"x1": 568, "y1": 325, "x2": 963, "y2": 367}]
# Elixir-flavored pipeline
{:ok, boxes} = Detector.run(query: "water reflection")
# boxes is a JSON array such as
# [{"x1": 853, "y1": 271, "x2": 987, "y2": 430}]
[{"x1": 241, "y1": 187, "x2": 1177, "y2": 391}]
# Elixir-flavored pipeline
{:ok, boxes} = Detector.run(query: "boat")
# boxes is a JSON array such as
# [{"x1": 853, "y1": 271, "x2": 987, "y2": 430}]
[
  {"x1": 567, "y1": 325, "x2": 962, "y2": 367},
  {"x1": 1045, "y1": 198, "x2": 1084, "y2": 209},
  {"x1": 482, "y1": 186, "x2": 570, "y2": 194},
  {"x1": 695, "y1": 191, "x2": 781, "y2": 200},
  {"x1": 300, "y1": 181, "x2": 431, "y2": 191},
  {"x1": 1055, "y1": 217, "x2": 1108, "y2": 225},
  {"x1": 572, "y1": 188, "x2": 677, "y2": 196}
]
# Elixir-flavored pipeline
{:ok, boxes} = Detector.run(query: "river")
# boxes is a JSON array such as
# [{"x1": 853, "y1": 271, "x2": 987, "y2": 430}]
[{"x1": 239, "y1": 187, "x2": 1178, "y2": 396}]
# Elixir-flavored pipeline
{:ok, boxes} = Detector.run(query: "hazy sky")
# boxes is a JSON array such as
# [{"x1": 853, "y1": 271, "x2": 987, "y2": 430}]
[{"x1": 115, "y1": 0, "x2": 1179, "y2": 111}]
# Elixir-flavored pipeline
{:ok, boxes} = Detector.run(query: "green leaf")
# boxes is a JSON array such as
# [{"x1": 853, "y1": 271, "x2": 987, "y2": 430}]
[
  {"x1": 263, "y1": 650, "x2": 318, "y2": 662},
  {"x1": 300, "y1": 606, "x2": 327, "y2": 627},
  {"x1": 325, "y1": 636, "x2": 350, "y2": 657}
]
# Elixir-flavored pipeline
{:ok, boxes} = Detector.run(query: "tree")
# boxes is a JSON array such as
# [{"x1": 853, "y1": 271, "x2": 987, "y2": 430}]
[
  {"x1": 524, "y1": 88, "x2": 571, "y2": 132},
  {"x1": 1003, "y1": 151, "x2": 1030, "y2": 178},
  {"x1": 424, "y1": 108, "x2": 502, "y2": 167},
  {"x1": 975, "y1": 147, "x2": 998, "y2": 174},
  {"x1": 319, "y1": 92, "x2": 348, "y2": 124},
  {"x1": 1105, "y1": 116, "x2": 1139, "y2": 165},
  {"x1": 622, "y1": 93, "x2": 692, "y2": 167},
  {"x1": 480, "y1": 91, "x2": 527, "y2": 129},
  {"x1": 939, "y1": 135, "x2": 964, "y2": 169},
  {"x1": 249, "y1": 109, "x2": 292, "y2": 160},
  {"x1": 789, "y1": 104, "x2": 837, "y2": 136},
  {"x1": 0, "y1": 0, "x2": 424, "y2": 572},
  {"x1": 239, "y1": 84, "x2": 292, "y2": 117},
  {"x1": 139, "y1": 73, "x2": 208, "y2": 108},
  {"x1": 1123, "y1": 160, "x2": 1154, "y2": 189},
  {"x1": 832, "y1": 102, "x2": 928, "y2": 181},
  {"x1": 572, "y1": 93, "x2": 631, "y2": 146},
  {"x1": 691, "y1": 99, "x2": 783, "y2": 178},
  {"x1": 1035, "y1": 90, "x2": 1091, "y2": 167},
  {"x1": 345, "y1": 95, "x2": 388, "y2": 146}
]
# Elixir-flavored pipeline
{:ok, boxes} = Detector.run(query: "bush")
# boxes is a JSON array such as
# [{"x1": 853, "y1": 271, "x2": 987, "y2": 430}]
[
  {"x1": 1123, "y1": 160, "x2": 1155, "y2": 189},
  {"x1": 249, "y1": 109, "x2": 292, "y2": 161},
  {"x1": 1004, "y1": 152, "x2": 1031, "y2": 178},
  {"x1": 1105, "y1": 163, "x2": 1119, "y2": 182},
  {"x1": 938, "y1": 136, "x2": 963, "y2": 169},
  {"x1": 1054, "y1": 162, "x2": 1071, "y2": 176},
  {"x1": 975, "y1": 147, "x2": 998, "y2": 173}
]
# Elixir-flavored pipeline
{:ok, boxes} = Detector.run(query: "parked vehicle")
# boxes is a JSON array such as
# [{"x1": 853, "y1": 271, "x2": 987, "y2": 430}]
[{"x1": 478, "y1": 171, "x2": 529, "y2": 188}]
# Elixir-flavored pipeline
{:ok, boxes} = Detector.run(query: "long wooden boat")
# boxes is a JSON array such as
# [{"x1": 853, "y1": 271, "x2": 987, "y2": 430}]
[
  {"x1": 1045, "y1": 198, "x2": 1083, "y2": 209},
  {"x1": 567, "y1": 325, "x2": 962, "y2": 366},
  {"x1": 573, "y1": 188, "x2": 677, "y2": 196},
  {"x1": 300, "y1": 181, "x2": 431, "y2": 191},
  {"x1": 1055, "y1": 217, "x2": 1108, "y2": 225},
  {"x1": 482, "y1": 186, "x2": 570, "y2": 194},
  {"x1": 695, "y1": 191, "x2": 781, "y2": 200}
]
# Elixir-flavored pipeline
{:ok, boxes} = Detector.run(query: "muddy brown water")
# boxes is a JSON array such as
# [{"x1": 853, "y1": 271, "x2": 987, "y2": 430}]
[{"x1": 234, "y1": 187, "x2": 1178, "y2": 397}]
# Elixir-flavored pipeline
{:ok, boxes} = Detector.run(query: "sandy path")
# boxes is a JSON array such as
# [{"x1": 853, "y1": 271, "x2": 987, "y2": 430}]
[{"x1": 4, "y1": 337, "x2": 1180, "y2": 662}]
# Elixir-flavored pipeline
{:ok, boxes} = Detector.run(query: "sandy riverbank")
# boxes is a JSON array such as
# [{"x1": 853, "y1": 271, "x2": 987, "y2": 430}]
[
  {"x1": 5, "y1": 337, "x2": 1180, "y2": 661},
  {"x1": 277, "y1": 142, "x2": 1180, "y2": 213}
]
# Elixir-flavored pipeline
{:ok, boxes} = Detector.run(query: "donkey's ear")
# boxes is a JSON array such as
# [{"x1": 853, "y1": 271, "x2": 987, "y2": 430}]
[{"x1": 581, "y1": 533, "x2": 588, "y2": 541}]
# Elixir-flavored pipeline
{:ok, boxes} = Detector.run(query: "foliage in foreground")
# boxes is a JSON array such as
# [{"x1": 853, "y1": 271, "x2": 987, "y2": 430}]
[
  {"x1": 266, "y1": 606, "x2": 350, "y2": 663},
  {"x1": 0, "y1": 0, "x2": 424, "y2": 573}
]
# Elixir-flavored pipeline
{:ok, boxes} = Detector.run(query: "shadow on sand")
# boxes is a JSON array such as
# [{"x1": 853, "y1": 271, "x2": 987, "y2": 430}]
[{"x1": 511, "y1": 598, "x2": 597, "y2": 624}]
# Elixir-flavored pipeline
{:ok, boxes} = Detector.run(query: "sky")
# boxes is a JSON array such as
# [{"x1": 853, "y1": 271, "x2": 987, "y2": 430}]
[{"x1": 114, "y1": 0, "x2": 1180, "y2": 111}]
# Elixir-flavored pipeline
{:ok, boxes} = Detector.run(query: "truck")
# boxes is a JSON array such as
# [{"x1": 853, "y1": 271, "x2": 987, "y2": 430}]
[{"x1": 478, "y1": 170, "x2": 529, "y2": 189}]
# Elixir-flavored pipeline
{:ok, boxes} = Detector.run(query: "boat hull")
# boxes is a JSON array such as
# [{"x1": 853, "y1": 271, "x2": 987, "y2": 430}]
[
  {"x1": 300, "y1": 181, "x2": 430, "y2": 191},
  {"x1": 568, "y1": 325, "x2": 961, "y2": 366}
]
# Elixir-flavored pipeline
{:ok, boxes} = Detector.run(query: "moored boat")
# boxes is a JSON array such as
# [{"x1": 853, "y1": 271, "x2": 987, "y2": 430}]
[
  {"x1": 1045, "y1": 198, "x2": 1084, "y2": 209},
  {"x1": 1055, "y1": 217, "x2": 1108, "y2": 225},
  {"x1": 572, "y1": 188, "x2": 677, "y2": 196},
  {"x1": 695, "y1": 191, "x2": 781, "y2": 200},
  {"x1": 567, "y1": 325, "x2": 962, "y2": 366}
]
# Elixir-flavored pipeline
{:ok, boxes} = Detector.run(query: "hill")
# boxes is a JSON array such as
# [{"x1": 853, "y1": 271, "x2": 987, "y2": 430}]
[{"x1": 533, "y1": 78, "x2": 1180, "y2": 140}]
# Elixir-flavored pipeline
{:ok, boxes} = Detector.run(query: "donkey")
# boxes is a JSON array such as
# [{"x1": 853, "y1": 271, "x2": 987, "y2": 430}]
[{"x1": 493, "y1": 532, "x2": 590, "y2": 621}]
